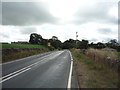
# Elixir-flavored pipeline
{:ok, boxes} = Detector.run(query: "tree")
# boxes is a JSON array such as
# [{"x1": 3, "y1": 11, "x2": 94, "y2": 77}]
[
  {"x1": 62, "y1": 39, "x2": 76, "y2": 49},
  {"x1": 106, "y1": 39, "x2": 118, "y2": 49},
  {"x1": 52, "y1": 40, "x2": 62, "y2": 49},
  {"x1": 117, "y1": 46, "x2": 120, "y2": 52},
  {"x1": 96, "y1": 42, "x2": 105, "y2": 49},
  {"x1": 52, "y1": 36, "x2": 58, "y2": 41},
  {"x1": 48, "y1": 36, "x2": 62, "y2": 49},
  {"x1": 41, "y1": 39, "x2": 48, "y2": 46},
  {"x1": 89, "y1": 42, "x2": 97, "y2": 49},
  {"x1": 78, "y1": 39, "x2": 89, "y2": 49},
  {"x1": 29, "y1": 33, "x2": 43, "y2": 44},
  {"x1": 62, "y1": 42, "x2": 72, "y2": 49}
]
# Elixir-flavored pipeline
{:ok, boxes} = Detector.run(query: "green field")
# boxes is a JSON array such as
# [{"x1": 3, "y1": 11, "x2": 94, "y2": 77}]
[{"x1": 2, "y1": 44, "x2": 46, "y2": 49}]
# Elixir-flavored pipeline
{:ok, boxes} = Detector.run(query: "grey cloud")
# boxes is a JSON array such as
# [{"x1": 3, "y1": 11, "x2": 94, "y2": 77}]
[
  {"x1": 2, "y1": 2, "x2": 58, "y2": 26},
  {"x1": 118, "y1": 2, "x2": 120, "y2": 25},
  {"x1": 98, "y1": 28, "x2": 112, "y2": 34},
  {"x1": 89, "y1": 38, "x2": 98, "y2": 42},
  {"x1": 89, "y1": 38, "x2": 114, "y2": 43},
  {"x1": 20, "y1": 27, "x2": 37, "y2": 34},
  {"x1": 118, "y1": 25, "x2": 120, "y2": 44},
  {"x1": 73, "y1": 2, "x2": 117, "y2": 25},
  {"x1": 0, "y1": 2, "x2": 2, "y2": 25},
  {"x1": 0, "y1": 32, "x2": 9, "y2": 38},
  {"x1": 104, "y1": 38, "x2": 114, "y2": 42}
]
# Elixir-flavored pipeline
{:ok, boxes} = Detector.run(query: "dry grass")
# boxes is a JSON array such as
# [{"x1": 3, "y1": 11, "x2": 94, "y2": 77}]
[
  {"x1": 2, "y1": 49, "x2": 49, "y2": 63},
  {"x1": 86, "y1": 48, "x2": 119, "y2": 61},
  {"x1": 71, "y1": 48, "x2": 119, "y2": 88},
  {"x1": 86, "y1": 48, "x2": 120, "y2": 70}
]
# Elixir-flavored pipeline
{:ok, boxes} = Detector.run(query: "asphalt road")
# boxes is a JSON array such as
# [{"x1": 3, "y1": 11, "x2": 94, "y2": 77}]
[{"x1": 1, "y1": 50, "x2": 73, "y2": 88}]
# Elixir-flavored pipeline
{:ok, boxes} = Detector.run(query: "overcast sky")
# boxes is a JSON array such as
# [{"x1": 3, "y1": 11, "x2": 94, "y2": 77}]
[{"x1": 0, "y1": 0, "x2": 119, "y2": 43}]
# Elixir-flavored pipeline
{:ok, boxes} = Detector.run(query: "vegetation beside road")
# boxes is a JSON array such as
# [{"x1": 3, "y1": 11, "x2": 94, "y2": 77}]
[
  {"x1": 71, "y1": 49, "x2": 119, "y2": 88},
  {"x1": 87, "y1": 48, "x2": 120, "y2": 61},
  {"x1": 2, "y1": 43, "x2": 56, "y2": 63},
  {"x1": 2, "y1": 44, "x2": 46, "y2": 49},
  {"x1": 2, "y1": 49, "x2": 50, "y2": 63}
]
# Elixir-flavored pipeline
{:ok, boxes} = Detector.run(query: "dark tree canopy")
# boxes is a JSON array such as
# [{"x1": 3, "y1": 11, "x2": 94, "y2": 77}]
[
  {"x1": 62, "y1": 39, "x2": 76, "y2": 49},
  {"x1": 29, "y1": 33, "x2": 43, "y2": 44},
  {"x1": 52, "y1": 36, "x2": 58, "y2": 41},
  {"x1": 28, "y1": 33, "x2": 120, "y2": 51},
  {"x1": 48, "y1": 36, "x2": 62, "y2": 49},
  {"x1": 78, "y1": 40, "x2": 89, "y2": 49},
  {"x1": 106, "y1": 39, "x2": 118, "y2": 49}
]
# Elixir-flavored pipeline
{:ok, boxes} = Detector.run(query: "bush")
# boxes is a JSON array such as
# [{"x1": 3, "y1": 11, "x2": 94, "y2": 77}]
[{"x1": 47, "y1": 46, "x2": 55, "y2": 51}]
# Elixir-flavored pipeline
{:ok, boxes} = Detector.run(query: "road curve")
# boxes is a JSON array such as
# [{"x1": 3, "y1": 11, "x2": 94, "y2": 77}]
[{"x1": 1, "y1": 50, "x2": 72, "y2": 88}]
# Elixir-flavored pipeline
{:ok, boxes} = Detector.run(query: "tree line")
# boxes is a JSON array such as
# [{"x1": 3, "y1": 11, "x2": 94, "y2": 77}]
[{"x1": 29, "y1": 33, "x2": 120, "y2": 51}]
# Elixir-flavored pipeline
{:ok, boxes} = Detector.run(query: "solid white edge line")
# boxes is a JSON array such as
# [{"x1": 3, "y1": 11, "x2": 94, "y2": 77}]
[{"x1": 67, "y1": 51, "x2": 73, "y2": 89}]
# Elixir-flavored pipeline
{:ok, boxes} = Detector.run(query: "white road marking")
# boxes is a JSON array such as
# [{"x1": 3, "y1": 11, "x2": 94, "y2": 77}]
[
  {"x1": 0, "y1": 56, "x2": 44, "y2": 83},
  {"x1": 0, "y1": 68, "x2": 31, "y2": 83},
  {"x1": 0, "y1": 66, "x2": 29, "y2": 80},
  {"x1": 1, "y1": 52, "x2": 54, "y2": 65},
  {"x1": 0, "y1": 59, "x2": 45, "y2": 82},
  {"x1": 1, "y1": 51, "x2": 64, "y2": 83},
  {"x1": 67, "y1": 51, "x2": 73, "y2": 88}
]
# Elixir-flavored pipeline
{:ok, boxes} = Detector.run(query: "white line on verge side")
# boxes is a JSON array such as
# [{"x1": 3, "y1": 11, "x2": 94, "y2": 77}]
[{"x1": 67, "y1": 51, "x2": 73, "y2": 89}]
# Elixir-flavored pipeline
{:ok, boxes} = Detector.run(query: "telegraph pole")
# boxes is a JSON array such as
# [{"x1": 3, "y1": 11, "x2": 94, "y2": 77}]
[{"x1": 76, "y1": 32, "x2": 78, "y2": 48}]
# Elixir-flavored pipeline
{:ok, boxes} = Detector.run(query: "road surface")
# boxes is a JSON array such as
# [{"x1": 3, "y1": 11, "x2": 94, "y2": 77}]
[{"x1": 1, "y1": 50, "x2": 74, "y2": 88}]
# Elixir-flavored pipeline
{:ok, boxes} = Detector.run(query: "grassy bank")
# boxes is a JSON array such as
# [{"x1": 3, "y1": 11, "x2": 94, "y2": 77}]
[
  {"x1": 2, "y1": 44, "x2": 52, "y2": 63},
  {"x1": 71, "y1": 49, "x2": 119, "y2": 88},
  {"x1": 2, "y1": 44, "x2": 45, "y2": 49},
  {"x1": 87, "y1": 48, "x2": 120, "y2": 61},
  {"x1": 2, "y1": 49, "x2": 49, "y2": 63}
]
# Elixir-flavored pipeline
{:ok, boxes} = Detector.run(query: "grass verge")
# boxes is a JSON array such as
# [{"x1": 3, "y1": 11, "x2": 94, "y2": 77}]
[
  {"x1": 87, "y1": 48, "x2": 119, "y2": 61},
  {"x1": 71, "y1": 49, "x2": 119, "y2": 88},
  {"x1": 2, "y1": 44, "x2": 46, "y2": 49},
  {"x1": 2, "y1": 49, "x2": 49, "y2": 63}
]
